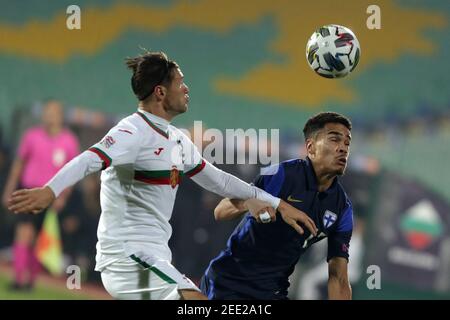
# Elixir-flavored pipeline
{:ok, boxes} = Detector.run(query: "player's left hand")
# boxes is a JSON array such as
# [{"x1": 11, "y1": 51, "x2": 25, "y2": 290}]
[
  {"x1": 277, "y1": 200, "x2": 318, "y2": 236},
  {"x1": 8, "y1": 186, "x2": 56, "y2": 214}
]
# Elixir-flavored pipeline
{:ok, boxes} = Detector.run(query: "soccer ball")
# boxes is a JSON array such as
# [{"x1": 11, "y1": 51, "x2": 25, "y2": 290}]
[{"x1": 306, "y1": 24, "x2": 360, "y2": 78}]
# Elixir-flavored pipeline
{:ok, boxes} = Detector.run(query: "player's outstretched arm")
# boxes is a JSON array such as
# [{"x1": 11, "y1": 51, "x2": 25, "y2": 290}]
[
  {"x1": 190, "y1": 161, "x2": 281, "y2": 209},
  {"x1": 214, "y1": 198, "x2": 276, "y2": 222},
  {"x1": 187, "y1": 156, "x2": 317, "y2": 233},
  {"x1": 8, "y1": 150, "x2": 104, "y2": 215},
  {"x1": 214, "y1": 198, "x2": 246, "y2": 221},
  {"x1": 214, "y1": 198, "x2": 318, "y2": 236},
  {"x1": 327, "y1": 257, "x2": 352, "y2": 300}
]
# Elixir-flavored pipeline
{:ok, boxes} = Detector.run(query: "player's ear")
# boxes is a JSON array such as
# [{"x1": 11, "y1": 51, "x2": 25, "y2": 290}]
[
  {"x1": 154, "y1": 85, "x2": 166, "y2": 99},
  {"x1": 306, "y1": 138, "x2": 315, "y2": 156}
]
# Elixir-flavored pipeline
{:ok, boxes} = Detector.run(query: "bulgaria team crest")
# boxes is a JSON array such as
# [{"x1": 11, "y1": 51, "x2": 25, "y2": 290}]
[
  {"x1": 323, "y1": 210, "x2": 337, "y2": 229},
  {"x1": 170, "y1": 166, "x2": 180, "y2": 189}
]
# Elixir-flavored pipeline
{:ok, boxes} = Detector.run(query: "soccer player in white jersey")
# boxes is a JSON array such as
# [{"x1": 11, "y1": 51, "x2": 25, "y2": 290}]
[{"x1": 8, "y1": 51, "x2": 317, "y2": 300}]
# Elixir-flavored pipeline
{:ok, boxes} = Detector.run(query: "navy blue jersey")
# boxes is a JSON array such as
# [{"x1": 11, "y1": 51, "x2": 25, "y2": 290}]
[{"x1": 201, "y1": 157, "x2": 353, "y2": 300}]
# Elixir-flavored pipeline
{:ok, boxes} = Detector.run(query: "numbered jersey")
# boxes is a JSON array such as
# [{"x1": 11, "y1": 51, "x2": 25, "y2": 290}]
[{"x1": 89, "y1": 110, "x2": 205, "y2": 271}]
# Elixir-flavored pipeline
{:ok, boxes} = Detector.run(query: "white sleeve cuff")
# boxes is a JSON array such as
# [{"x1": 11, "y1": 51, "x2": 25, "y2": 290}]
[{"x1": 254, "y1": 186, "x2": 281, "y2": 209}]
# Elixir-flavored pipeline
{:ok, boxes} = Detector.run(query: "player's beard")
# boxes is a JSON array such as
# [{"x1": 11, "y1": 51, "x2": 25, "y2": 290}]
[{"x1": 163, "y1": 99, "x2": 187, "y2": 116}]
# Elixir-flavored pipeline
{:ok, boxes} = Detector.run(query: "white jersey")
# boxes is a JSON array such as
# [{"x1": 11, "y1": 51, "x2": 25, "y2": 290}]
[
  {"x1": 89, "y1": 110, "x2": 206, "y2": 270},
  {"x1": 46, "y1": 109, "x2": 280, "y2": 273}
]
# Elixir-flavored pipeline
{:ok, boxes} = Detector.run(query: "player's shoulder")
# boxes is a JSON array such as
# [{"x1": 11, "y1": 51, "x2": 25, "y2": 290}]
[
  {"x1": 262, "y1": 159, "x2": 302, "y2": 170},
  {"x1": 281, "y1": 158, "x2": 306, "y2": 175},
  {"x1": 100, "y1": 114, "x2": 143, "y2": 146},
  {"x1": 286, "y1": 158, "x2": 307, "y2": 169},
  {"x1": 260, "y1": 158, "x2": 303, "y2": 176},
  {"x1": 114, "y1": 113, "x2": 142, "y2": 134}
]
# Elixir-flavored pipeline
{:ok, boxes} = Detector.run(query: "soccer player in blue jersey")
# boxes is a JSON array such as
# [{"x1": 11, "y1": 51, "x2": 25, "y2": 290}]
[{"x1": 200, "y1": 112, "x2": 353, "y2": 300}]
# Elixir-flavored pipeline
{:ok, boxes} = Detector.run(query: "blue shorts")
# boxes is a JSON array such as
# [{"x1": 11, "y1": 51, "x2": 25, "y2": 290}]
[{"x1": 200, "y1": 272, "x2": 289, "y2": 300}]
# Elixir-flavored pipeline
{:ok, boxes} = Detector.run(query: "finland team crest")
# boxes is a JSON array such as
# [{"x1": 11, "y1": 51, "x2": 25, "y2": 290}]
[{"x1": 323, "y1": 210, "x2": 337, "y2": 228}]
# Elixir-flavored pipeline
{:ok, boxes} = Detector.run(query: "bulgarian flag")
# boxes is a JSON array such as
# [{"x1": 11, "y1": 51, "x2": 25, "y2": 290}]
[{"x1": 35, "y1": 209, "x2": 63, "y2": 275}]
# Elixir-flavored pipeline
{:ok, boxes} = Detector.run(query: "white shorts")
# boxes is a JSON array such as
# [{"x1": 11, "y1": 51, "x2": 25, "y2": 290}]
[{"x1": 100, "y1": 252, "x2": 200, "y2": 300}]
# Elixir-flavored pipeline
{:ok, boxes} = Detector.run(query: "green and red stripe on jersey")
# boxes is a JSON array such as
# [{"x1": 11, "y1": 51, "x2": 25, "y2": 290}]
[
  {"x1": 134, "y1": 169, "x2": 184, "y2": 186},
  {"x1": 136, "y1": 112, "x2": 169, "y2": 139},
  {"x1": 88, "y1": 147, "x2": 112, "y2": 169},
  {"x1": 134, "y1": 161, "x2": 205, "y2": 186},
  {"x1": 185, "y1": 160, "x2": 206, "y2": 178}
]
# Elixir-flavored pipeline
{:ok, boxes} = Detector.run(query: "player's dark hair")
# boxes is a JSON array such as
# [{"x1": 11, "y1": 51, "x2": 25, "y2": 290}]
[
  {"x1": 303, "y1": 112, "x2": 352, "y2": 140},
  {"x1": 125, "y1": 51, "x2": 179, "y2": 101}
]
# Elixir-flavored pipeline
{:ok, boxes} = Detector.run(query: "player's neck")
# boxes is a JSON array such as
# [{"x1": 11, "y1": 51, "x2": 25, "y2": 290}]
[
  {"x1": 310, "y1": 161, "x2": 336, "y2": 192},
  {"x1": 316, "y1": 174, "x2": 335, "y2": 192},
  {"x1": 139, "y1": 101, "x2": 173, "y2": 122}
]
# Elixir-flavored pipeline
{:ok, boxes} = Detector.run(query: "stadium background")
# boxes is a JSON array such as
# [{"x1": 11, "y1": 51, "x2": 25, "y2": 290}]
[{"x1": 0, "y1": 0, "x2": 449, "y2": 299}]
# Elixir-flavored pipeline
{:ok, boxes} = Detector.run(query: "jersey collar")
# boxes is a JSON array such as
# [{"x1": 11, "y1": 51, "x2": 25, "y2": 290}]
[
  {"x1": 304, "y1": 156, "x2": 338, "y2": 195},
  {"x1": 137, "y1": 109, "x2": 170, "y2": 138}
]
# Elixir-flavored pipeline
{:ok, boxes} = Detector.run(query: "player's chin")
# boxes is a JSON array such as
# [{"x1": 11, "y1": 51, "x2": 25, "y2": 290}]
[
  {"x1": 175, "y1": 104, "x2": 188, "y2": 115},
  {"x1": 335, "y1": 164, "x2": 347, "y2": 175}
]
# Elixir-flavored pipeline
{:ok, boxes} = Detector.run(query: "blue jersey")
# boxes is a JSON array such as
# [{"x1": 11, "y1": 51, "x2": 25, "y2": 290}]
[{"x1": 201, "y1": 157, "x2": 353, "y2": 300}]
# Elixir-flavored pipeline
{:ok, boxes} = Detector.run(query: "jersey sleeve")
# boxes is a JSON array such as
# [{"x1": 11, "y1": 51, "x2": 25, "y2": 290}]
[
  {"x1": 251, "y1": 163, "x2": 285, "y2": 197},
  {"x1": 179, "y1": 131, "x2": 280, "y2": 208},
  {"x1": 178, "y1": 131, "x2": 206, "y2": 178},
  {"x1": 46, "y1": 151, "x2": 103, "y2": 197},
  {"x1": 327, "y1": 198, "x2": 353, "y2": 261},
  {"x1": 191, "y1": 160, "x2": 280, "y2": 209},
  {"x1": 88, "y1": 122, "x2": 141, "y2": 169}
]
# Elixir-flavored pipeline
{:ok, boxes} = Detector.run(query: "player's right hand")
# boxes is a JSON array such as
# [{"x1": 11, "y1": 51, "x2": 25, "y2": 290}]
[
  {"x1": 277, "y1": 200, "x2": 318, "y2": 236},
  {"x1": 8, "y1": 186, "x2": 56, "y2": 214}
]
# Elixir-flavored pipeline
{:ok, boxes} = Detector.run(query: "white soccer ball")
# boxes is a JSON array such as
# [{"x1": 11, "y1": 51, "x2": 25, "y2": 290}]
[{"x1": 306, "y1": 24, "x2": 361, "y2": 78}]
